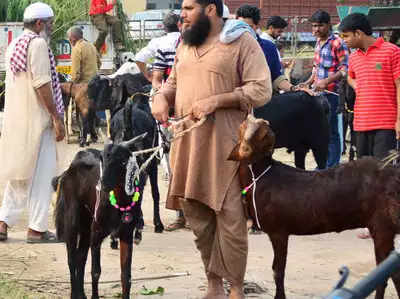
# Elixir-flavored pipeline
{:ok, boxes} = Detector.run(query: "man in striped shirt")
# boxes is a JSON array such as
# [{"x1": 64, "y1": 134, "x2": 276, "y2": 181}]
[
  {"x1": 152, "y1": 12, "x2": 181, "y2": 90},
  {"x1": 340, "y1": 13, "x2": 400, "y2": 160}
]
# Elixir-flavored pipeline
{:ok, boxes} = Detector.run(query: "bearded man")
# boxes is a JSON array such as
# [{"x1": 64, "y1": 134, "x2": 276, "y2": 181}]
[
  {"x1": 0, "y1": 2, "x2": 65, "y2": 243},
  {"x1": 151, "y1": 0, "x2": 272, "y2": 298}
]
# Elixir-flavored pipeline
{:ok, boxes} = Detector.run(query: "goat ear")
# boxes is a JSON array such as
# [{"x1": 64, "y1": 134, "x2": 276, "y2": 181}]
[{"x1": 228, "y1": 144, "x2": 241, "y2": 161}]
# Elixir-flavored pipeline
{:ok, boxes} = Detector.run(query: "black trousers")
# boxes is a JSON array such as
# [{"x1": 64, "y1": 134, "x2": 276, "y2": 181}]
[{"x1": 356, "y1": 129, "x2": 396, "y2": 160}]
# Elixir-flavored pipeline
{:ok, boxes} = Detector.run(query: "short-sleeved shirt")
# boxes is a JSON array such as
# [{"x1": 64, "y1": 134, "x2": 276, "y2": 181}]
[
  {"x1": 348, "y1": 37, "x2": 400, "y2": 131},
  {"x1": 153, "y1": 32, "x2": 180, "y2": 79},
  {"x1": 134, "y1": 36, "x2": 162, "y2": 64},
  {"x1": 256, "y1": 34, "x2": 282, "y2": 83},
  {"x1": 313, "y1": 33, "x2": 349, "y2": 92}
]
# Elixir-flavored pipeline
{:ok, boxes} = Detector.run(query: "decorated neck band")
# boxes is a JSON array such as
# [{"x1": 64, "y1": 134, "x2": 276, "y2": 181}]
[{"x1": 109, "y1": 179, "x2": 140, "y2": 212}]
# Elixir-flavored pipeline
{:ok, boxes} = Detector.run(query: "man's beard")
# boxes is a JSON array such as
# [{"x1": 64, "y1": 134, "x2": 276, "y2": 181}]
[
  {"x1": 40, "y1": 25, "x2": 51, "y2": 44},
  {"x1": 182, "y1": 10, "x2": 211, "y2": 47}
]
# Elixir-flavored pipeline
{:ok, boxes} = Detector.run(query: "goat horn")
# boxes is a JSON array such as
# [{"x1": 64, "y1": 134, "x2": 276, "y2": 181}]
[{"x1": 120, "y1": 132, "x2": 148, "y2": 148}]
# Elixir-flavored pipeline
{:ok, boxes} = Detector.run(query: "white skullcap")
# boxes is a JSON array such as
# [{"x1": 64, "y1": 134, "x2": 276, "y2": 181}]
[
  {"x1": 23, "y1": 2, "x2": 54, "y2": 21},
  {"x1": 223, "y1": 4, "x2": 230, "y2": 19}
]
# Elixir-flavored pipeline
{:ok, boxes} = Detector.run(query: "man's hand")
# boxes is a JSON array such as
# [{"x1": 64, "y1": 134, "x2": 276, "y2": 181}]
[
  {"x1": 396, "y1": 120, "x2": 400, "y2": 140},
  {"x1": 295, "y1": 86, "x2": 316, "y2": 96},
  {"x1": 152, "y1": 93, "x2": 170, "y2": 124},
  {"x1": 190, "y1": 97, "x2": 217, "y2": 120},
  {"x1": 314, "y1": 79, "x2": 329, "y2": 92},
  {"x1": 53, "y1": 116, "x2": 65, "y2": 142}
]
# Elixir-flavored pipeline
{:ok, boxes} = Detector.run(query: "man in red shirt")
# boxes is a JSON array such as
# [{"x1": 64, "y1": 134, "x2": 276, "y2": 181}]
[
  {"x1": 340, "y1": 13, "x2": 400, "y2": 239},
  {"x1": 340, "y1": 13, "x2": 400, "y2": 160},
  {"x1": 89, "y1": 0, "x2": 123, "y2": 52}
]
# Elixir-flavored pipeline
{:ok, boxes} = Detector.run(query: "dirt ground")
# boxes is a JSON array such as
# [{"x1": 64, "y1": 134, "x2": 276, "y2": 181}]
[{"x1": 0, "y1": 137, "x2": 399, "y2": 299}]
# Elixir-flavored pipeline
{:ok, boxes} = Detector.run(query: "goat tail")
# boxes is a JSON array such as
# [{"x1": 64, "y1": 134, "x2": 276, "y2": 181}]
[{"x1": 54, "y1": 175, "x2": 65, "y2": 241}]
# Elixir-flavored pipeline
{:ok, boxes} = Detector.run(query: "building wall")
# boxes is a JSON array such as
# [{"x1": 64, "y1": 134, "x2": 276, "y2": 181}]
[
  {"x1": 225, "y1": 0, "x2": 370, "y2": 31},
  {"x1": 146, "y1": 0, "x2": 182, "y2": 10},
  {"x1": 123, "y1": 0, "x2": 146, "y2": 15}
]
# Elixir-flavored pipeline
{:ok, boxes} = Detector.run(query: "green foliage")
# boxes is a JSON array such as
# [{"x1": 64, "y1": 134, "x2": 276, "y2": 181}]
[{"x1": 6, "y1": 0, "x2": 91, "y2": 53}]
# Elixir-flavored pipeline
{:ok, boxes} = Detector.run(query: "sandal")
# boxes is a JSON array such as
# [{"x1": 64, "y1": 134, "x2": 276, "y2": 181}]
[
  {"x1": 0, "y1": 222, "x2": 7, "y2": 241},
  {"x1": 357, "y1": 228, "x2": 371, "y2": 239},
  {"x1": 165, "y1": 218, "x2": 186, "y2": 231},
  {"x1": 27, "y1": 231, "x2": 61, "y2": 244}
]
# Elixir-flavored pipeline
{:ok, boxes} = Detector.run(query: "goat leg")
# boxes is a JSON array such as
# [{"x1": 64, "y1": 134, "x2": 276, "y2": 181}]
[
  {"x1": 269, "y1": 234, "x2": 289, "y2": 299},
  {"x1": 90, "y1": 230, "x2": 104, "y2": 299},
  {"x1": 148, "y1": 165, "x2": 164, "y2": 233},
  {"x1": 120, "y1": 232, "x2": 134, "y2": 299},
  {"x1": 371, "y1": 227, "x2": 397, "y2": 299}
]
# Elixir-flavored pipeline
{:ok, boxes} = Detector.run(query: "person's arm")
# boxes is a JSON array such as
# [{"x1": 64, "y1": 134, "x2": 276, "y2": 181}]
[
  {"x1": 314, "y1": 41, "x2": 349, "y2": 92},
  {"x1": 30, "y1": 38, "x2": 65, "y2": 141},
  {"x1": 190, "y1": 33, "x2": 272, "y2": 120},
  {"x1": 70, "y1": 45, "x2": 81, "y2": 83},
  {"x1": 152, "y1": 70, "x2": 164, "y2": 90},
  {"x1": 347, "y1": 75, "x2": 356, "y2": 90},
  {"x1": 152, "y1": 49, "x2": 167, "y2": 90},
  {"x1": 347, "y1": 54, "x2": 356, "y2": 90},
  {"x1": 135, "y1": 38, "x2": 159, "y2": 80},
  {"x1": 392, "y1": 47, "x2": 400, "y2": 139},
  {"x1": 396, "y1": 78, "x2": 400, "y2": 139},
  {"x1": 152, "y1": 59, "x2": 177, "y2": 123},
  {"x1": 35, "y1": 83, "x2": 65, "y2": 141},
  {"x1": 96, "y1": 51, "x2": 102, "y2": 69}
]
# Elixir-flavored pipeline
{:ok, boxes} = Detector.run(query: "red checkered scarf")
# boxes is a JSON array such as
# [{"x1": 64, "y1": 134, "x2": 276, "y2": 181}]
[{"x1": 10, "y1": 32, "x2": 64, "y2": 116}]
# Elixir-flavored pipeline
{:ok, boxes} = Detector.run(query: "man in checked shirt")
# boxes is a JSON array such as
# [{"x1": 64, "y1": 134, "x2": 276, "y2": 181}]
[{"x1": 301, "y1": 10, "x2": 349, "y2": 168}]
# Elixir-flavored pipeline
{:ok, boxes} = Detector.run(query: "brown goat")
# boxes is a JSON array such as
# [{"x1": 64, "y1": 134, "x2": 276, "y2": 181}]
[
  {"x1": 60, "y1": 82, "x2": 98, "y2": 147},
  {"x1": 229, "y1": 115, "x2": 400, "y2": 299}
]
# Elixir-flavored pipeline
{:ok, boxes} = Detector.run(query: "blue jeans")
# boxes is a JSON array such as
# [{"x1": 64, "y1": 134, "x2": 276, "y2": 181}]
[{"x1": 326, "y1": 93, "x2": 341, "y2": 168}]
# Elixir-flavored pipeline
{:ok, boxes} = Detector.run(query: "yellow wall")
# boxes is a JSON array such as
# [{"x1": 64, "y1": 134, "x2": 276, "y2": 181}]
[{"x1": 123, "y1": 0, "x2": 146, "y2": 15}]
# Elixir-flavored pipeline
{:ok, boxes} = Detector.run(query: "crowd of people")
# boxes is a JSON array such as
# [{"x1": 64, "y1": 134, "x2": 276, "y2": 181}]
[{"x1": 0, "y1": 0, "x2": 400, "y2": 298}]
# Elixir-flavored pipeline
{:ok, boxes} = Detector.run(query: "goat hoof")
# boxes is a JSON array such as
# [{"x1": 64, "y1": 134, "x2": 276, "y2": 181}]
[
  {"x1": 154, "y1": 223, "x2": 164, "y2": 233},
  {"x1": 110, "y1": 239, "x2": 118, "y2": 250},
  {"x1": 134, "y1": 229, "x2": 142, "y2": 245}
]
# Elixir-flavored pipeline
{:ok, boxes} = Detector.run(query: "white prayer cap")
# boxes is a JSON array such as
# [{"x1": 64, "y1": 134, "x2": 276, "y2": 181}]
[
  {"x1": 23, "y1": 2, "x2": 54, "y2": 21},
  {"x1": 223, "y1": 4, "x2": 230, "y2": 19}
]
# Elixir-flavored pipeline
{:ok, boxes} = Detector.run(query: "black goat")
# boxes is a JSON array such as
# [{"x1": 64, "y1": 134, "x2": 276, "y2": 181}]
[
  {"x1": 254, "y1": 91, "x2": 330, "y2": 169},
  {"x1": 109, "y1": 87, "x2": 164, "y2": 236},
  {"x1": 54, "y1": 134, "x2": 148, "y2": 299}
]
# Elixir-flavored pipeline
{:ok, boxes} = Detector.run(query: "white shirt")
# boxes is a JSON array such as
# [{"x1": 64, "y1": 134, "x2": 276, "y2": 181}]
[
  {"x1": 134, "y1": 36, "x2": 163, "y2": 63},
  {"x1": 153, "y1": 32, "x2": 180, "y2": 71}
]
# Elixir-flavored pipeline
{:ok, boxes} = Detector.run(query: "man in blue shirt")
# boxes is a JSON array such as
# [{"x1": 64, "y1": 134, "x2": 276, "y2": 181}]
[{"x1": 236, "y1": 4, "x2": 296, "y2": 93}]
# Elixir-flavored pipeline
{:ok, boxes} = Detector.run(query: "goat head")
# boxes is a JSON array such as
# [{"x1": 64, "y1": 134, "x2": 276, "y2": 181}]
[{"x1": 229, "y1": 115, "x2": 275, "y2": 163}]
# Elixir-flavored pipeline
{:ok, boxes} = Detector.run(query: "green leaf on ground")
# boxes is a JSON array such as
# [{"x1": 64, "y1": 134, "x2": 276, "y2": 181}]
[{"x1": 139, "y1": 285, "x2": 165, "y2": 295}]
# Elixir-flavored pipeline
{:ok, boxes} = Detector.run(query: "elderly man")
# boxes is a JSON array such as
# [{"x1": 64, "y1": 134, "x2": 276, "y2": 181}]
[
  {"x1": 0, "y1": 2, "x2": 65, "y2": 243},
  {"x1": 152, "y1": 0, "x2": 271, "y2": 298},
  {"x1": 67, "y1": 26, "x2": 101, "y2": 83}
]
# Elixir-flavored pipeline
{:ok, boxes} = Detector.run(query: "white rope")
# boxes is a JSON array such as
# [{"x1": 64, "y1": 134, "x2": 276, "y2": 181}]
[{"x1": 248, "y1": 164, "x2": 272, "y2": 229}]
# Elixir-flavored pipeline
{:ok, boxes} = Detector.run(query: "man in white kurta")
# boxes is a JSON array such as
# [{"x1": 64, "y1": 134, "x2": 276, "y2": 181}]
[{"x1": 0, "y1": 2, "x2": 65, "y2": 242}]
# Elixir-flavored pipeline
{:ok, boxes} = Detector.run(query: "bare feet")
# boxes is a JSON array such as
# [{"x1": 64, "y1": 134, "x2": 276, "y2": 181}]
[
  {"x1": 229, "y1": 284, "x2": 245, "y2": 299},
  {"x1": 203, "y1": 272, "x2": 227, "y2": 299}
]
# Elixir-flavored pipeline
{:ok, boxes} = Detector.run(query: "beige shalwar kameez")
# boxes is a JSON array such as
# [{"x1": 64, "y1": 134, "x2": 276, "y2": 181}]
[
  {"x1": 0, "y1": 30, "x2": 57, "y2": 231},
  {"x1": 164, "y1": 32, "x2": 272, "y2": 283}
]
